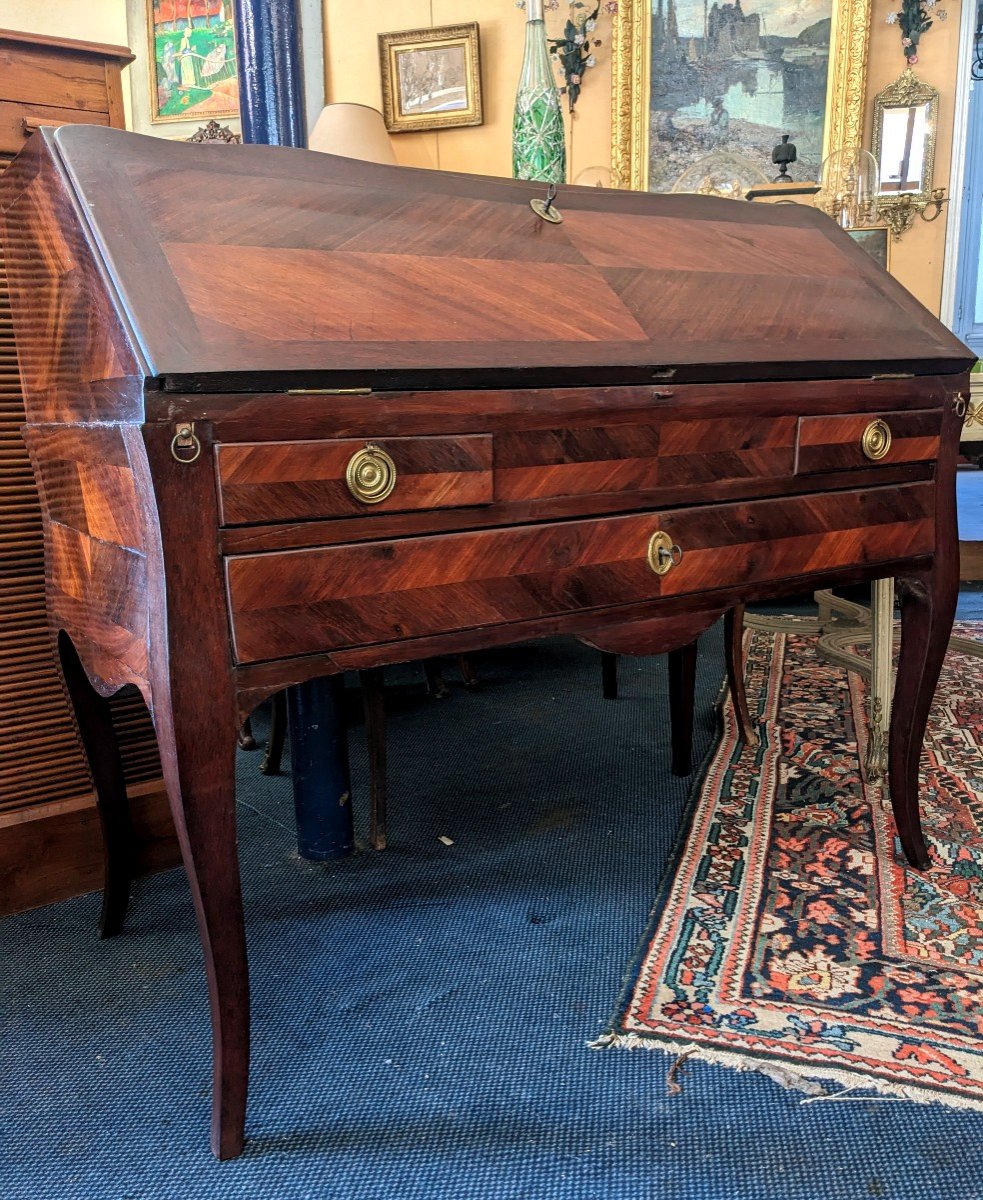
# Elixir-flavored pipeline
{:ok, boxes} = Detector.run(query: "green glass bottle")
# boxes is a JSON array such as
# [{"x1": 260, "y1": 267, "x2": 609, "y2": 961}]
[{"x1": 512, "y1": 0, "x2": 566, "y2": 184}]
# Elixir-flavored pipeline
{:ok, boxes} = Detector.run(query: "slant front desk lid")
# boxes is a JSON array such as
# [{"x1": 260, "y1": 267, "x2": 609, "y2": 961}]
[{"x1": 36, "y1": 126, "x2": 977, "y2": 390}]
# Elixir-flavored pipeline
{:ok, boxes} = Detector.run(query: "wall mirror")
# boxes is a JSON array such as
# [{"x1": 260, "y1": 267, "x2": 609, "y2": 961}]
[{"x1": 870, "y1": 69, "x2": 939, "y2": 203}]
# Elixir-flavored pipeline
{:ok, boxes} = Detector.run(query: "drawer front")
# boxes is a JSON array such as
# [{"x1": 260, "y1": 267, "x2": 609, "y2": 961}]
[
  {"x1": 0, "y1": 44, "x2": 111, "y2": 111},
  {"x1": 0, "y1": 100, "x2": 109, "y2": 156},
  {"x1": 796, "y1": 410, "x2": 941, "y2": 474},
  {"x1": 216, "y1": 435, "x2": 493, "y2": 525},
  {"x1": 225, "y1": 483, "x2": 934, "y2": 664},
  {"x1": 495, "y1": 416, "x2": 797, "y2": 502}
]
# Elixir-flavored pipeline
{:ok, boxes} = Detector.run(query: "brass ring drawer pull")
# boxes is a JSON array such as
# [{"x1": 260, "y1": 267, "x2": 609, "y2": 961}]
[
  {"x1": 346, "y1": 443, "x2": 396, "y2": 504},
  {"x1": 647, "y1": 530, "x2": 683, "y2": 575},
  {"x1": 861, "y1": 419, "x2": 892, "y2": 461}
]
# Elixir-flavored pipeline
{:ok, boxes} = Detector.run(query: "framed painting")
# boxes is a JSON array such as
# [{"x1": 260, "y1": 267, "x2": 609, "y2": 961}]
[
  {"x1": 378, "y1": 23, "x2": 483, "y2": 134},
  {"x1": 148, "y1": 0, "x2": 239, "y2": 124},
  {"x1": 848, "y1": 226, "x2": 891, "y2": 272},
  {"x1": 611, "y1": 0, "x2": 871, "y2": 193}
]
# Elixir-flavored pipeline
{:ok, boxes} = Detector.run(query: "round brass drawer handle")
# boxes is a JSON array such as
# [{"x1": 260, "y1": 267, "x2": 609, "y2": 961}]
[
  {"x1": 861, "y1": 419, "x2": 892, "y2": 461},
  {"x1": 647, "y1": 530, "x2": 683, "y2": 576},
  {"x1": 346, "y1": 443, "x2": 396, "y2": 504}
]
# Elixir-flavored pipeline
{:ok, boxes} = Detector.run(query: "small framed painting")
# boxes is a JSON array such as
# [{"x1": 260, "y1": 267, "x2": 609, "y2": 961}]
[
  {"x1": 148, "y1": 0, "x2": 239, "y2": 124},
  {"x1": 378, "y1": 23, "x2": 483, "y2": 134},
  {"x1": 847, "y1": 227, "x2": 891, "y2": 273}
]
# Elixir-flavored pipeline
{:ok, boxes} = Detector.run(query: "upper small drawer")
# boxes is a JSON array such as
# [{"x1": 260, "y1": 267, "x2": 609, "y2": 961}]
[
  {"x1": 216, "y1": 435, "x2": 493, "y2": 525},
  {"x1": 0, "y1": 101, "x2": 109, "y2": 156},
  {"x1": 796, "y1": 410, "x2": 941, "y2": 474}
]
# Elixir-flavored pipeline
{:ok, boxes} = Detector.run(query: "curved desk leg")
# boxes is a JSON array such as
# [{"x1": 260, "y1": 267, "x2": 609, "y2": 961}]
[
  {"x1": 155, "y1": 698, "x2": 247, "y2": 1159},
  {"x1": 667, "y1": 642, "x2": 697, "y2": 776},
  {"x1": 723, "y1": 604, "x2": 757, "y2": 747},
  {"x1": 890, "y1": 567, "x2": 957, "y2": 870},
  {"x1": 57, "y1": 632, "x2": 133, "y2": 939},
  {"x1": 142, "y1": 424, "x2": 249, "y2": 1160}
]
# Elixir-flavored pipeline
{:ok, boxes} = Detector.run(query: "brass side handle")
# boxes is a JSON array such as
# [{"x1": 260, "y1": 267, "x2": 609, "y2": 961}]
[
  {"x1": 346, "y1": 443, "x2": 396, "y2": 504},
  {"x1": 861, "y1": 418, "x2": 892, "y2": 461},
  {"x1": 647, "y1": 530, "x2": 683, "y2": 576}
]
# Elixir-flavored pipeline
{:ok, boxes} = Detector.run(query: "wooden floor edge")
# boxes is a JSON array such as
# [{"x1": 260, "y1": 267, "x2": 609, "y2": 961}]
[{"x1": 0, "y1": 780, "x2": 179, "y2": 917}]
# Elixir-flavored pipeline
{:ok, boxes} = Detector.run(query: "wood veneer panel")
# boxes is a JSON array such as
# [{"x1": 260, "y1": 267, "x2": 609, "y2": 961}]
[
  {"x1": 495, "y1": 416, "x2": 797, "y2": 502},
  {"x1": 0, "y1": 42, "x2": 161, "y2": 837},
  {"x1": 226, "y1": 483, "x2": 935, "y2": 664},
  {"x1": 217, "y1": 435, "x2": 492, "y2": 525},
  {"x1": 41, "y1": 125, "x2": 972, "y2": 391}
]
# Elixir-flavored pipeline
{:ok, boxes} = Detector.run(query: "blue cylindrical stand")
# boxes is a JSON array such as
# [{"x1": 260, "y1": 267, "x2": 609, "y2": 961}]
[
  {"x1": 285, "y1": 677, "x2": 354, "y2": 860},
  {"x1": 234, "y1": 0, "x2": 353, "y2": 859},
  {"x1": 233, "y1": 0, "x2": 306, "y2": 147}
]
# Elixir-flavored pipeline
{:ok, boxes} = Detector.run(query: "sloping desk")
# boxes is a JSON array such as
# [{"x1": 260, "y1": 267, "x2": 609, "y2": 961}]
[{"x1": 0, "y1": 127, "x2": 973, "y2": 1158}]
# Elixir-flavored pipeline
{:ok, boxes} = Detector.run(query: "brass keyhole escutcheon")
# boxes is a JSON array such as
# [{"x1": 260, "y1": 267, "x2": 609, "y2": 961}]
[
  {"x1": 346, "y1": 443, "x2": 396, "y2": 504},
  {"x1": 861, "y1": 419, "x2": 892, "y2": 461},
  {"x1": 647, "y1": 530, "x2": 684, "y2": 576}
]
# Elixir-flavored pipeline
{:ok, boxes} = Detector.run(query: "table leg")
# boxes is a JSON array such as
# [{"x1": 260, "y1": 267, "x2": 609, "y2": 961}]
[
  {"x1": 154, "y1": 685, "x2": 248, "y2": 1160},
  {"x1": 723, "y1": 604, "x2": 757, "y2": 747},
  {"x1": 890, "y1": 565, "x2": 957, "y2": 870},
  {"x1": 56, "y1": 631, "x2": 133, "y2": 939}
]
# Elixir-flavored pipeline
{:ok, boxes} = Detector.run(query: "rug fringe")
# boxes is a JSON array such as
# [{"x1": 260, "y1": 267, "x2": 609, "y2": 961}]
[{"x1": 588, "y1": 1032, "x2": 983, "y2": 1113}]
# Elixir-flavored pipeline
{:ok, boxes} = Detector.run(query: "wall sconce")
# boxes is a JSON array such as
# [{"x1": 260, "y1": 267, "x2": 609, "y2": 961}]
[
  {"x1": 973, "y1": 2, "x2": 983, "y2": 80},
  {"x1": 878, "y1": 187, "x2": 949, "y2": 240}
]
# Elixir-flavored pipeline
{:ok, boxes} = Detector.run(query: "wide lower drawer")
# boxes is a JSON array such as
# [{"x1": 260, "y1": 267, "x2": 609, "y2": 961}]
[
  {"x1": 225, "y1": 483, "x2": 934, "y2": 664},
  {"x1": 216, "y1": 435, "x2": 493, "y2": 524}
]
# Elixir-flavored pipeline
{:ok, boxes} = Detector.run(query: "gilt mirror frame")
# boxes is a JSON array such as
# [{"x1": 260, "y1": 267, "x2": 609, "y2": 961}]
[
  {"x1": 870, "y1": 68, "x2": 939, "y2": 206},
  {"x1": 610, "y1": 0, "x2": 872, "y2": 193}
]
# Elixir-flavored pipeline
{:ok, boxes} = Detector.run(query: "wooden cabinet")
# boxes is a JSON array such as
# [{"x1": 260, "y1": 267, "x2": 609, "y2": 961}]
[{"x1": 0, "y1": 29, "x2": 169, "y2": 916}]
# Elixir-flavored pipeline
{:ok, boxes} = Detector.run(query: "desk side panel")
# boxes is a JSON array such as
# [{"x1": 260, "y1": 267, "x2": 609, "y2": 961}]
[{"x1": 0, "y1": 131, "x2": 146, "y2": 423}]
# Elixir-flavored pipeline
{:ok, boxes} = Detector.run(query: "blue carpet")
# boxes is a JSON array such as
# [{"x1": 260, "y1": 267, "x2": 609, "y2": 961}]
[{"x1": 2, "y1": 621, "x2": 982, "y2": 1200}]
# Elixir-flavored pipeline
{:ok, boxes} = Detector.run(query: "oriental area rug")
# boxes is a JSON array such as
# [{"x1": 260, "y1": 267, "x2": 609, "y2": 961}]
[{"x1": 600, "y1": 621, "x2": 983, "y2": 1110}]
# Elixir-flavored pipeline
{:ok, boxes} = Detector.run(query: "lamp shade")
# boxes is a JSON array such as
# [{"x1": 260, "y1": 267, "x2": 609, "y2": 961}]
[{"x1": 308, "y1": 103, "x2": 397, "y2": 165}]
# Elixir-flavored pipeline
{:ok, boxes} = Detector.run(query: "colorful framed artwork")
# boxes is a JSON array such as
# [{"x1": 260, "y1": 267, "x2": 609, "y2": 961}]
[
  {"x1": 378, "y1": 23, "x2": 483, "y2": 134},
  {"x1": 148, "y1": 0, "x2": 239, "y2": 124},
  {"x1": 848, "y1": 226, "x2": 891, "y2": 273},
  {"x1": 611, "y1": 0, "x2": 871, "y2": 193}
]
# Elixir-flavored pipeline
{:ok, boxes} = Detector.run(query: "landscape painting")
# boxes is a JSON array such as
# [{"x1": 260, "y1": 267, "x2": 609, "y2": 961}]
[
  {"x1": 149, "y1": 0, "x2": 239, "y2": 123},
  {"x1": 648, "y1": 0, "x2": 833, "y2": 192}
]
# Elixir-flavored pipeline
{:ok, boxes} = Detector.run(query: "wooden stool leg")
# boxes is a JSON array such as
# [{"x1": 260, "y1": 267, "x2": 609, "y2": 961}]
[
  {"x1": 259, "y1": 690, "x2": 287, "y2": 775},
  {"x1": 423, "y1": 657, "x2": 450, "y2": 699},
  {"x1": 891, "y1": 566, "x2": 957, "y2": 869},
  {"x1": 457, "y1": 654, "x2": 479, "y2": 689},
  {"x1": 667, "y1": 640, "x2": 697, "y2": 776},
  {"x1": 57, "y1": 632, "x2": 133, "y2": 939},
  {"x1": 724, "y1": 604, "x2": 758, "y2": 746},
  {"x1": 360, "y1": 667, "x2": 387, "y2": 850},
  {"x1": 601, "y1": 651, "x2": 618, "y2": 700}
]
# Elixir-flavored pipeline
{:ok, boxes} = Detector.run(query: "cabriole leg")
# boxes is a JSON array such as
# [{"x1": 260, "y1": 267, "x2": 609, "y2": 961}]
[
  {"x1": 724, "y1": 604, "x2": 758, "y2": 747},
  {"x1": 56, "y1": 631, "x2": 133, "y2": 939},
  {"x1": 889, "y1": 565, "x2": 958, "y2": 870},
  {"x1": 154, "y1": 690, "x2": 248, "y2": 1159}
]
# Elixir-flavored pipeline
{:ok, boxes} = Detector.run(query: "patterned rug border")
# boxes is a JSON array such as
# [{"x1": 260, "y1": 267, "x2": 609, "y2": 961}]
[{"x1": 595, "y1": 624, "x2": 983, "y2": 1114}]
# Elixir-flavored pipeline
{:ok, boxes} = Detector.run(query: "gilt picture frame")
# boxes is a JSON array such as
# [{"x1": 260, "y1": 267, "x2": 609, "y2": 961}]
[
  {"x1": 611, "y1": 0, "x2": 871, "y2": 193},
  {"x1": 378, "y1": 23, "x2": 483, "y2": 134}
]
